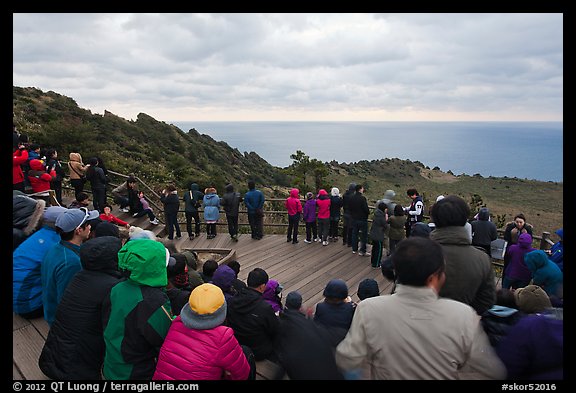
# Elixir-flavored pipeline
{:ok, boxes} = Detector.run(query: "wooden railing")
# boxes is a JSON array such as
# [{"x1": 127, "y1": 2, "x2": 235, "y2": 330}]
[{"x1": 55, "y1": 163, "x2": 557, "y2": 250}]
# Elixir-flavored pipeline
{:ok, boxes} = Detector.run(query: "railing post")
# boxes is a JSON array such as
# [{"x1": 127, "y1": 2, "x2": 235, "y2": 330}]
[{"x1": 540, "y1": 231, "x2": 551, "y2": 250}]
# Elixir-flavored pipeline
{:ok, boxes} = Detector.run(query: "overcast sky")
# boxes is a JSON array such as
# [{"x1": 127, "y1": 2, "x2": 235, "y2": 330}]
[{"x1": 13, "y1": 13, "x2": 563, "y2": 122}]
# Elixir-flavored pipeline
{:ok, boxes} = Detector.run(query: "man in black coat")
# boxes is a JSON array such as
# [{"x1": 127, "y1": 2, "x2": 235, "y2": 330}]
[
  {"x1": 275, "y1": 291, "x2": 344, "y2": 380},
  {"x1": 348, "y1": 184, "x2": 371, "y2": 256},
  {"x1": 38, "y1": 236, "x2": 124, "y2": 380},
  {"x1": 226, "y1": 268, "x2": 280, "y2": 361}
]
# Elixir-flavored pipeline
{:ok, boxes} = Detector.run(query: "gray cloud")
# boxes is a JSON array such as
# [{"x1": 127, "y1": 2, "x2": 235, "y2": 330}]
[{"x1": 13, "y1": 13, "x2": 563, "y2": 121}]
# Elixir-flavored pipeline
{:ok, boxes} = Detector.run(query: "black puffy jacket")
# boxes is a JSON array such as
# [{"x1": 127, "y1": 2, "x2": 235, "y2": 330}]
[{"x1": 38, "y1": 236, "x2": 124, "y2": 380}]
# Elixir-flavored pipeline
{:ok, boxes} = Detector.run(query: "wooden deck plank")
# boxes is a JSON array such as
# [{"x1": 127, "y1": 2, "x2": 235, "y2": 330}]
[
  {"x1": 30, "y1": 317, "x2": 50, "y2": 340},
  {"x1": 13, "y1": 363, "x2": 24, "y2": 380},
  {"x1": 13, "y1": 325, "x2": 49, "y2": 380},
  {"x1": 13, "y1": 313, "x2": 30, "y2": 331}
]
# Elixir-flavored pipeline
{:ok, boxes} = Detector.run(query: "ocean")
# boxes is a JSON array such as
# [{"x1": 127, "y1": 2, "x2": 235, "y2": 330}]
[{"x1": 171, "y1": 121, "x2": 563, "y2": 183}]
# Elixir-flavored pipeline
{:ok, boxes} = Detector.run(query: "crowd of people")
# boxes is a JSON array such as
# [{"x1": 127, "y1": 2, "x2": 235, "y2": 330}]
[{"x1": 13, "y1": 132, "x2": 563, "y2": 380}]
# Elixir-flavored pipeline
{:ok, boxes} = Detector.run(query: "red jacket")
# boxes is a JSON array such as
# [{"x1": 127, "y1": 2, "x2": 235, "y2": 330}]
[
  {"x1": 13, "y1": 148, "x2": 28, "y2": 185},
  {"x1": 153, "y1": 317, "x2": 250, "y2": 380},
  {"x1": 28, "y1": 159, "x2": 54, "y2": 193},
  {"x1": 99, "y1": 213, "x2": 128, "y2": 227}
]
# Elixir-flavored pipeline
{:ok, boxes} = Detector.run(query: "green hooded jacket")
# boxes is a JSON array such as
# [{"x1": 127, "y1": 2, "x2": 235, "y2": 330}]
[{"x1": 102, "y1": 239, "x2": 173, "y2": 380}]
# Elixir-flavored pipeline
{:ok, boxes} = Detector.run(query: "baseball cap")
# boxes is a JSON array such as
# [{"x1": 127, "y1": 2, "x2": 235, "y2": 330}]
[{"x1": 55, "y1": 207, "x2": 99, "y2": 232}]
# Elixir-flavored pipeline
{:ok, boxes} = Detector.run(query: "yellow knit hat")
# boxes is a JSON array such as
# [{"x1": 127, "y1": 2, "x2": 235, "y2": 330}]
[
  {"x1": 180, "y1": 283, "x2": 227, "y2": 330},
  {"x1": 189, "y1": 283, "x2": 225, "y2": 314}
]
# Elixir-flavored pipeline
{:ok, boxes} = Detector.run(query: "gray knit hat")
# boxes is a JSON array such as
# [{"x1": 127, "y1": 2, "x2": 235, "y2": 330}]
[{"x1": 180, "y1": 283, "x2": 227, "y2": 330}]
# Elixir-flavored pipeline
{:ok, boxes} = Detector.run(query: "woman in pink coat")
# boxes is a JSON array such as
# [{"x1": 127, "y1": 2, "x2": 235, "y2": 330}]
[{"x1": 153, "y1": 283, "x2": 252, "y2": 380}]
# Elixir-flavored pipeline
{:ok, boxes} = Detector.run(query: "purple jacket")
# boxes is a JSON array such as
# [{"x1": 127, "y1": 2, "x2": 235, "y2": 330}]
[
  {"x1": 496, "y1": 313, "x2": 563, "y2": 380},
  {"x1": 303, "y1": 199, "x2": 317, "y2": 223},
  {"x1": 262, "y1": 280, "x2": 283, "y2": 314},
  {"x1": 504, "y1": 233, "x2": 535, "y2": 281}
]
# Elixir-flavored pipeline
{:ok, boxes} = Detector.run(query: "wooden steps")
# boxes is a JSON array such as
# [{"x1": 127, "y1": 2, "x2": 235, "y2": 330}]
[{"x1": 14, "y1": 196, "x2": 395, "y2": 380}]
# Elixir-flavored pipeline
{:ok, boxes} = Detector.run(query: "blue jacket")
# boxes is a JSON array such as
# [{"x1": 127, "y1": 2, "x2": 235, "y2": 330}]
[
  {"x1": 202, "y1": 193, "x2": 220, "y2": 222},
  {"x1": 41, "y1": 240, "x2": 82, "y2": 325},
  {"x1": 244, "y1": 188, "x2": 264, "y2": 214},
  {"x1": 13, "y1": 226, "x2": 61, "y2": 314},
  {"x1": 524, "y1": 250, "x2": 563, "y2": 299}
]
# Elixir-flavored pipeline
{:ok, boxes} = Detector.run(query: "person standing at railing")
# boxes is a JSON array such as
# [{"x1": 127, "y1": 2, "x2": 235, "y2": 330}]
[
  {"x1": 317, "y1": 189, "x2": 331, "y2": 246},
  {"x1": 203, "y1": 187, "x2": 221, "y2": 239},
  {"x1": 221, "y1": 183, "x2": 242, "y2": 241},
  {"x1": 303, "y1": 192, "x2": 318, "y2": 244},
  {"x1": 68, "y1": 152, "x2": 88, "y2": 199},
  {"x1": 341, "y1": 182, "x2": 356, "y2": 247},
  {"x1": 329, "y1": 187, "x2": 343, "y2": 243},
  {"x1": 161, "y1": 184, "x2": 182, "y2": 240},
  {"x1": 85, "y1": 157, "x2": 108, "y2": 213},
  {"x1": 244, "y1": 180, "x2": 265, "y2": 240},
  {"x1": 285, "y1": 188, "x2": 302, "y2": 244},
  {"x1": 183, "y1": 182, "x2": 204, "y2": 240},
  {"x1": 13, "y1": 139, "x2": 29, "y2": 192},
  {"x1": 45, "y1": 148, "x2": 65, "y2": 206}
]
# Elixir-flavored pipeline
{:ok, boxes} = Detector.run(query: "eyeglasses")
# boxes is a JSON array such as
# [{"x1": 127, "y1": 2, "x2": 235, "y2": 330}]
[{"x1": 76, "y1": 207, "x2": 91, "y2": 230}]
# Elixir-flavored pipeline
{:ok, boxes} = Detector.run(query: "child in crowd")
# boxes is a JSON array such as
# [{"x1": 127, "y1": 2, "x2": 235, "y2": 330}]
[
  {"x1": 132, "y1": 191, "x2": 159, "y2": 225},
  {"x1": 203, "y1": 187, "x2": 221, "y2": 239},
  {"x1": 303, "y1": 192, "x2": 318, "y2": 244},
  {"x1": 100, "y1": 204, "x2": 130, "y2": 229}
]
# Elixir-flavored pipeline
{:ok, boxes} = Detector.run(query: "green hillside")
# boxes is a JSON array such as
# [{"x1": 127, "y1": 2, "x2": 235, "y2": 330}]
[{"x1": 13, "y1": 86, "x2": 563, "y2": 238}]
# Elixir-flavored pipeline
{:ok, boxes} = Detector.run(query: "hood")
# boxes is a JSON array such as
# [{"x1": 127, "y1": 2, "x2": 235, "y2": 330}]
[
  {"x1": 524, "y1": 250, "x2": 549, "y2": 272},
  {"x1": 331, "y1": 187, "x2": 340, "y2": 197},
  {"x1": 190, "y1": 183, "x2": 199, "y2": 192},
  {"x1": 29, "y1": 159, "x2": 45, "y2": 171},
  {"x1": 373, "y1": 208, "x2": 386, "y2": 218},
  {"x1": 225, "y1": 184, "x2": 234, "y2": 193},
  {"x1": 518, "y1": 233, "x2": 533, "y2": 249},
  {"x1": 118, "y1": 239, "x2": 168, "y2": 287},
  {"x1": 69, "y1": 152, "x2": 82, "y2": 162},
  {"x1": 262, "y1": 279, "x2": 281, "y2": 301},
  {"x1": 204, "y1": 193, "x2": 218, "y2": 200},
  {"x1": 212, "y1": 265, "x2": 236, "y2": 291},
  {"x1": 357, "y1": 278, "x2": 379, "y2": 300},
  {"x1": 383, "y1": 189, "x2": 396, "y2": 200},
  {"x1": 347, "y1": 182, "x2": 357, "y2": 192},
  {"x1": 318, "y1": 189, "x2": 328, "y2": 196},
  {"x1": 13, "y1": 194, "x2": 45, "y2": 234},
  {"x1": 289, "y1": 188, "x2": 300, "y2": 198},
  {"x1": 555, "y1": 228, "x2": 563, "y2": 240},
  {"x1": 478, "y1": 207, "x2": 490, "y2": 221},
  {"x1": 80, "y1": 236, "x2": 122, "y2": 272},
  {"x1": 411, "y1": 222, "x2": 432, "y2": 238}
]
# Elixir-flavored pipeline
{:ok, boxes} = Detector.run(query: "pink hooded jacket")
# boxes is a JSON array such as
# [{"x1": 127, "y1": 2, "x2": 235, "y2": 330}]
[
  {"x1": 153, "y1": 317, "x2": 250, "y2": 380},
  {"x1": 285, "y1": 188, "x2": 303, "y2": 216},
  {"x1": 316, "y1": 189, "x2": 331, "y2": 219}
]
